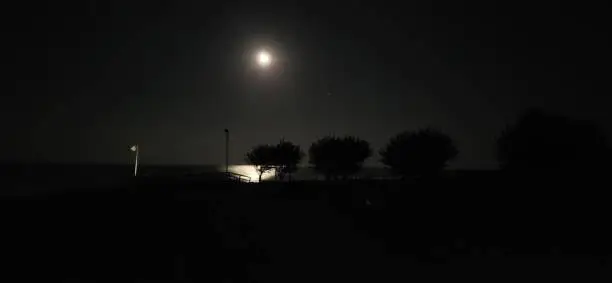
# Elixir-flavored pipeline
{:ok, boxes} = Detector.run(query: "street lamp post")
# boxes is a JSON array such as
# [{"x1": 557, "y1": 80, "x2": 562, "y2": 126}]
[{"x1": 130, "y1": 144, "x2": 139, "y2": 177}]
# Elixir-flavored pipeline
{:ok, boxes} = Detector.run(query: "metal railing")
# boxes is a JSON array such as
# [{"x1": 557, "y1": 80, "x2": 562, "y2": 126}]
[{"x1": 225, "y1": 172, "x2": 251, "y2": 183}]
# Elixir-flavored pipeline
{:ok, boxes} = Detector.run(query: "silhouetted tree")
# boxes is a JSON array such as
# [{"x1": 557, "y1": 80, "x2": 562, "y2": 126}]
[
  {"x1": 380, "y1": 128, "x2": 458, "y2": 177},
  {"x1": 497, "y1": 108, "x2": 610, "y2": 174},
  {"x1": 245, "y1": 145, "x2": 276, "y2": 182},
  {"x1": 309, "y1": 136, "x2": 372, "y2": 180},
  {"x1": 274, "y1": 140, "x2": 304, "y2": 181}
]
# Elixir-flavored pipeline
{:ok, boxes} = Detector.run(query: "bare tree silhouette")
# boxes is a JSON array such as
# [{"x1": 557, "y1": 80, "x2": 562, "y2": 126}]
[
  {"x1": 380, "y1": 128, "x2": 458, "y2": 178},
  {"x1": 309, "y1": 136, "x2": 371, "y2": 180}
]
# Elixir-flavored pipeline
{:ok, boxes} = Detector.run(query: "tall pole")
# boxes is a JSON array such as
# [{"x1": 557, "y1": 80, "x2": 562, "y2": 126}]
[
  {"x1": 224, "y1": 129, "x2": 229, "y2": 174},
  {"x1": 134, "y1": 144, "x2": 139, "y2": 177}
]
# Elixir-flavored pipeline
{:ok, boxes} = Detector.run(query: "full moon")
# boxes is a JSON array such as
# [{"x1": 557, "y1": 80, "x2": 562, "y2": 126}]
[{"x1": 256, "y1": 50, "x2": 272, "y2": 67}]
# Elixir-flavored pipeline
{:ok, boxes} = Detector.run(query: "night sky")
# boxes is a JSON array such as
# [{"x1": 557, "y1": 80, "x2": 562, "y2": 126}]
[{"x1": 4, "y1": 1, "x2": 610, "y2": 168}]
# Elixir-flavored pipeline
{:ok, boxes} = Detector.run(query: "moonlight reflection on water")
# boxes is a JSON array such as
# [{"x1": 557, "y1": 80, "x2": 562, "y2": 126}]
[{"x1": 222, "y1": 165, "x2": 276, "y2": 182}]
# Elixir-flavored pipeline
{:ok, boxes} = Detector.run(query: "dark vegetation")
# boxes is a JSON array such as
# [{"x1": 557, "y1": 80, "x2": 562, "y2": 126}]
[
  {"x1": 497, "y1": 108, "x2": 611, "y2": 175},
  {"x1": 245, "y1": 140, "x2": 304, "y2": 181},
  {"x1": 2, "y1": 174, "x2": 611, "y2": 281},
  {"x1": 380, "y1": 128, "x2": 458, "y2": 178},
  {"x1": 308, "y1": 136, "x2": 371, "y2": 180},
  {"x1": 245, "y1": 144, "x2": 277, "y2": 182},
  {"x1": 2, "y1": 109, "x2": 612, "y2": 281}
]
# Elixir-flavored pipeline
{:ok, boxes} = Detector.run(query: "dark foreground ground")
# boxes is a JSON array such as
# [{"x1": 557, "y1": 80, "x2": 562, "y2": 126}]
[{"x1": 1, "y1": 173, "x2": 612, "y2": 282}]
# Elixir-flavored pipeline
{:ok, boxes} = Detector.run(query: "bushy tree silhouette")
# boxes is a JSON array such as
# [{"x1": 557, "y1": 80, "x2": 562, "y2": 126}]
[
  {"x1": 380, "y1": 128, "x2": 458, "y2": 177},
  {"x1": 274, "y1": 140, "x2": 304, "y2": 181},
  {"x1": 309, "y1": 136, "x2": 371, "y2": 180},
  {"x1": 497, "y1": 108, "x2": 610, "y2": 174},
  {"x1": 245, "y1": 144, "x2": 276, "y2": 182}
]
